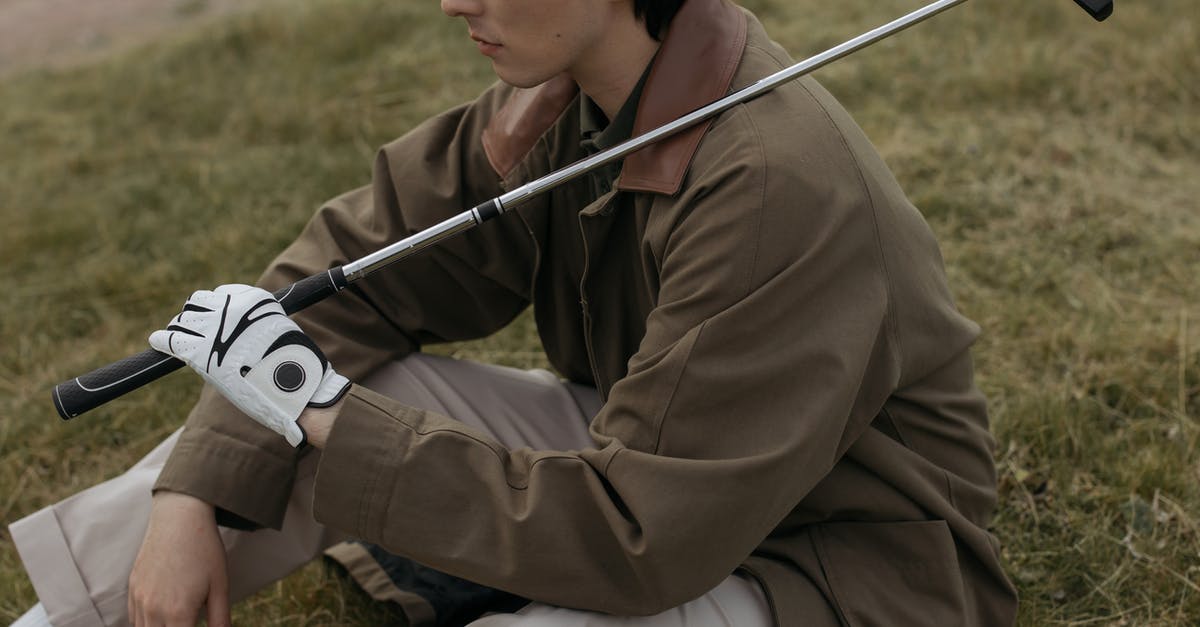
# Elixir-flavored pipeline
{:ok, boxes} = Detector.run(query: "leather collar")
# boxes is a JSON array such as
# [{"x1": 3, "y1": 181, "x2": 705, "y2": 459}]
[{"x1": 481, "y1": 0, "x2": 748, "y2": 196}]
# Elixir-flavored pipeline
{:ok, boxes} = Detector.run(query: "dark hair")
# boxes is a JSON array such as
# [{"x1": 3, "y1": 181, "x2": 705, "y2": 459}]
[{"x1": 634, "y1": 0, "x2": 685, "y2": 40}]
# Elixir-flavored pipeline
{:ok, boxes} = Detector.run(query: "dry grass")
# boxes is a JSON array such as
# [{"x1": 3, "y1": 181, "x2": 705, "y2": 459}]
[{"x1": 1, "y1": 0, "x2": 1197, "y2": 624}]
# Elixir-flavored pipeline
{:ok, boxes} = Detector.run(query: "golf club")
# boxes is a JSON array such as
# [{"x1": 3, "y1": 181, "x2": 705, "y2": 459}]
[{"x1": 52, "y1": 0, "x2": 1114, "y2": 419}]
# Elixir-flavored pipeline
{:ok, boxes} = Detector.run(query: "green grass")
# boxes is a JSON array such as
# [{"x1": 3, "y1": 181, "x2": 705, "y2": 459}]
[{"x1": 1, "y1": 0, "x2": 1197, "y2": 623}]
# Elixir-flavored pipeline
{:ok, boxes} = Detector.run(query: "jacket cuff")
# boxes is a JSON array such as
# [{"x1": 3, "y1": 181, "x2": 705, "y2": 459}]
[
  {"x1": 154, "y1": 425, "x2": 297, "y2": 530},
  {"x1": 312, "y1": 385, "x2": 418, "y2": 539}
]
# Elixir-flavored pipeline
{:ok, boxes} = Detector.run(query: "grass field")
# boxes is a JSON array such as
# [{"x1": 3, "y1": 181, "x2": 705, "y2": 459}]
[{"x1": 1, "y1": 0, "x2": 1197, "y2": 624}]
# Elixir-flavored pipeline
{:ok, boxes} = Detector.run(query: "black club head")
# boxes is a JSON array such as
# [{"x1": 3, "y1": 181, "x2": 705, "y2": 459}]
[{"x1": 1073, "y1": 0, "x2": 1114, "y2": 21}]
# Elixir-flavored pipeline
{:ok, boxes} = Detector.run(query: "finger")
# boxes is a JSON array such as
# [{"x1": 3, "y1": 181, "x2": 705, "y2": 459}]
[
  {"x1": 149, "y1": 329, "x2": 206, "y2": 367},
  {"x1": 206, "y1": 554, "x2": 233, "y2": 627},
  {"x1": 148, "y1": 330, "x2": 173, "y2": 355},
  {"x1": 206, "y1": 585, "x2": 233, "y2": 627},
  {"x1": 182, "y1": 289, "x2": 225, "y2": 313},
  {"x1": 183, "y1": 288, "x2": 215, "y2": 306},
  {"x1": 214, "y1": 283, "x2": 259, "y2": 298},
  {"x1": 149, "y1": 330, "x2": 193, "y2": 356},
  {"x1": 172, "y1": 304, "x2": 214, "y2": 328},
  {"x1": 165, "y1": 322, "x2": 204, "y2": 339},
  {"x1": 135, "y1": 599, "x2": 150, "y2": 627}
]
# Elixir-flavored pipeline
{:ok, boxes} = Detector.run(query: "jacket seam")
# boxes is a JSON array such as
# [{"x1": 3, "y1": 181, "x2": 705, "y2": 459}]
[
  {"x1": 942, "y1": 469, "x2": 958, "y2": 509},
  {"x1": 663, "y1": 105, "x2": 765, "y2": 298},
  {"x1": 739, "y1": 103, "x2": 768, "y2": 293},
  {"x1": 644, "y1": 105, "x2": 764, "y2": 454},
  {"x1": 601, "y1": 445, "x2": 623, "y2": 476},
  {"x1": 733, "y1": 564, "x2": 782, "y2": 627},
  {"x1": 513, "y1": 209, "x2": 543, "y2": 308},
  {"x1": 746, "y1": 39, "x2": 899, "y2": 356},
  {"x1": 879, "y1": 405, "x2": 910, "y2": 447},
  {"x1": 795, "y1": 79, "x2": 902, "y2": 366},
  {"x1": 358, "y1": 432, "x2": 382, "y2": 537},
  {"x1": 651, "y1": 318, "x2": 710, "y2": 454},
  {"x1": 811, "y1": 525, "x2": 856, "y2": 627},
  {"x1": 744, "y1": 43, "x2": 791, "y2": 69}
]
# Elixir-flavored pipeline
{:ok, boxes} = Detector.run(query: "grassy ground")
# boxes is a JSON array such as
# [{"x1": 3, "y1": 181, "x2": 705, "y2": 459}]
[{"x1": 0, "y1": 0, "x2": 1196, "y2": 624}]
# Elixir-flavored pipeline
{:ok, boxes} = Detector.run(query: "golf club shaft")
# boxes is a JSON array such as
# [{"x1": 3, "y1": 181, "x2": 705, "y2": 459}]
[
  {"x1": 341, "y1": 0, "x2": 971, "y2": 282},
  {"x1": 52, "y1": 0, "x2": 1112, "y2": 419}
]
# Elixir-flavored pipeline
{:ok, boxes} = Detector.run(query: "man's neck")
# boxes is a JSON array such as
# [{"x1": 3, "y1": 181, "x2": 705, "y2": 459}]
[{"x1": 570, "y1": 18, "x2": 660, "y2": 120}]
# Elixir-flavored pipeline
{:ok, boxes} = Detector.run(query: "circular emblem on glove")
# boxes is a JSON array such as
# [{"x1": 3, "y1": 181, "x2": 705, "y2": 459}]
[{"x1": 273, "y1": 361, "x2": 307, "y2": 392}]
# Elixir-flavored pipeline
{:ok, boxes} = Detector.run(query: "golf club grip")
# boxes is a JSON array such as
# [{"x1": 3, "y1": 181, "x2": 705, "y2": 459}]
[
  {"x1": 52, "y1": 267, "x2": 348, "y2": 420},
  {"x1": 53, "y1": 350, "x2": 186, "y2": 420}
]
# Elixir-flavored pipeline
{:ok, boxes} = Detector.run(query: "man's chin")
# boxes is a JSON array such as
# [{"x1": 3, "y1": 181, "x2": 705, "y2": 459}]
[{"x1": 493, "y1": 64, "x2": 559, "y2": 89}]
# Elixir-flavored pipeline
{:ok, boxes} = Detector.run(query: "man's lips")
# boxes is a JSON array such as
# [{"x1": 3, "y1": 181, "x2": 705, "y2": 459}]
[{"x1": 470, "y1": 32, "x2": 502, "y2": 57}]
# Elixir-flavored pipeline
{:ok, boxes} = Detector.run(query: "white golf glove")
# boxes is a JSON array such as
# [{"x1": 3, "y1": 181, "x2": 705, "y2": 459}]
[{"x1": 149, "y1": 284, "x2": 350, "y2": 447}]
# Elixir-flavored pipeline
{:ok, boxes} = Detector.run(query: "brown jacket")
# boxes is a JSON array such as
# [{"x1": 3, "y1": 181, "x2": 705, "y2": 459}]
[{"x1": 156, "y1": 0, "x2": 1018, "y2": 624}]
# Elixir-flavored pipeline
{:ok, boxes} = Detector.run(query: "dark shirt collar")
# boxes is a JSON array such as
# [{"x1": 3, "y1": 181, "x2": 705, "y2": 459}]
[{"x1": 579, "y1": 61, "x2": 654, "y2": 156}]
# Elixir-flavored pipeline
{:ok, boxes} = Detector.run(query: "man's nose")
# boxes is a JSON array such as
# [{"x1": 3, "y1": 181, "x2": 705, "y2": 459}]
[{"x1": 440, "y1": 0, "x2": 482, "y2": 18}]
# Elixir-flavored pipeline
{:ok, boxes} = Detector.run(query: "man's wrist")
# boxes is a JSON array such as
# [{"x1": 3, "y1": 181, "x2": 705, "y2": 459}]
[
  {"x1": 151, "y1": 490, "x2": 215, "y2": 516},
  {"x1": 297, "y1": 398, "x2": 345, "y2": 449}
]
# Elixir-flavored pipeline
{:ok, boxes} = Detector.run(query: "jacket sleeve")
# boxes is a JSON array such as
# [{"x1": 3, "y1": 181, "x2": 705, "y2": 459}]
[
  {"x1": 154, "y1": 81, "x2": 538, "y2": 530},
  {"x1": 311, "y1": 102, "x2": 903, "y2": 614}
]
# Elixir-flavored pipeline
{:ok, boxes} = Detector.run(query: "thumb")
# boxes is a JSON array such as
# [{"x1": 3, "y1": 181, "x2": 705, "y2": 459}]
[
  {"x1": 206, "y1": 575, "x2": 232, "y2": 627},
  {"x1": 148, "y1": 329, "x2": 173, "y2": 355}
]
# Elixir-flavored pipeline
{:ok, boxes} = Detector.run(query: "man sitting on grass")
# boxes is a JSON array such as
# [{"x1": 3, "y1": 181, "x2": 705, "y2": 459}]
[{"x1": 11, "y1": 0, "x2": 1017, "y2": 625}]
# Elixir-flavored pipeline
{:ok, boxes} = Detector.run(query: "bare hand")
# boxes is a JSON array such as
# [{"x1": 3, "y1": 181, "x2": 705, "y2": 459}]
[{"x1": 128, "y1": 491, "x2": 231, "y2": 627}]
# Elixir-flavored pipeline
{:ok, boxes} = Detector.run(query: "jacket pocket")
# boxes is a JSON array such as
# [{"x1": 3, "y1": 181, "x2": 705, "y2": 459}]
[{"x1": 812, "y1": 520, "x2": 967, "y2": 627}]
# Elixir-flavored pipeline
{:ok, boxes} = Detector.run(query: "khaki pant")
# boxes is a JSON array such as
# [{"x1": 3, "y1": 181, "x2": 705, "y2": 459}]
[{"x1": 10, "y1": 354, "x2": 772, "y2": 627}]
